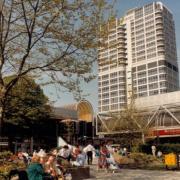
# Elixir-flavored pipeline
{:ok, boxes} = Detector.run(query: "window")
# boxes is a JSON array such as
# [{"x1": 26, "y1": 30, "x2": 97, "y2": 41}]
[
  {"x1": 148, "y1": 62, "x2": 157, "y2": 69},
  {"x1": 160, "y1": 89, "x2": 167, "y2": 93},
  {"x1": 110, "y1": 72, "x2": 117, "y2": 78},
  {"x1": 159, "y1": 74, "x2": 167, "y2": 80},
  {"x1": 133, "y1": 80, "x2": 137, "y2": 86},
  {"x1": 159, "y1": 67, "x2": 166, "y2": 73},
  {"x1": 119, "y1": 96, "x2": 126, "y2": 102},
  {"x1": 102, "y1": 80, "x2": 109, "y2": 86},
  {"x1": 145, "y1": 20, "x2": 154, "y2": 27},
  {"x1": 148, "y1": 75, "x2": 158, "y2": 82},
  {"x1": 146, "y1": 41, "x2": 156, "y2": 48},
  {"x1": 149, "y1": 90, "x2": 158, "y2": 96},
  {"x1": 147, "y1": 53, "x2": 156, "y2": 59},
  {"x1": 132, "y1": 67, "x2": 136, "y2": 72},
  {"x1": 102, "y1": 99, "x2": 109, "y2": 105},
  {"x1": 158, "y1": 60, "x2": 166, "y2": 66},
  {"x1": 147, "y1": 48, "x2": 156, "y2": 54},
  {"x1": 149, "y1": 83, "x2": 158, "y2": 89},
  {"x1": 173, "y1": 65, "x2": 178, "y2": 72},
  {"x1": 102, "y1": 87, "x2": 109, "y2": 92},
  {"x1": 110, "y1": 78, "x2": 118, "y2": 84},
  {"x1": 111, "y1": 98, "x2": 118, "y2": 103},
  {"x1": 145, "y1": 14, "x2": 154, "y2": 21},
  {"x1": 111, "y1": 104, "x2": 118, "y2": 110},
  {"x1": 119, "y1": 71, "x2": 125, "y2": 76},
  {"x1": 132, "y1": 73, "x2": 136, "y2": 79},
  {"x1": 111, "y1": 91, "x2": 118, "y2": 97},
  {"x1": 138, "y1": 92, "x2": 147, "y2": 97},
  {"x1": 119, "y1": 103, "x2": 126, "y2": 108},
  {"x1": 119, "y1": 84, "x2": 126, "y2": 89},
  {"x1": 102, "y1": 93, "x2": 109, "y2": 99},
  {"x1": 136, "y1": 40, "x2": 145, "y2": 46},
  {"x1": 102, "y1": 106, "x2": 109, "y2": 111},
  {"x1": 138, "y1": 85, "x2": 147, "y2": 91},
  {"x1": 146, "y1": 26, "x2": 155, "y2": 32},
  {"x1": 119, "y1": 77, "x2": 125, "y2": 82},
  {"x1": 137, "y1": 50, "x2": 145, "y2": 57},
  {"x1": 146, "y1": 36, "x2": 155, "y2": 42},
  {"x1": 119, "y1": 90, "x2": 126, "y2": 96},
  {"x1": 160, "y1": 81, "x2": 167, "y2": 88},
  {"x1": 137, "y1": 56, "x2": 146, "y2": 61},
  {"x1": 138, "y1": 78, "x2": 147, "y2": 85},
  {"x1": 144, "y1": 4, "x2": 153, "y2": 15},
  {"x1": 136, "y1": 45, "x2": 145, "y2": 51},
  {"x1": 148, "y1": 68, "x2": 157, "y2": 76},
  {"x1": 110, "y1": 85, "x2": 118, "y2": 91},
  {"x1": 137, "y1": 65, "x2": 146, "y2": 71},
  {"x1": 136, "y1": 35, "x2": 144, "y2": 41},
  {"x1": 135, "y1": 8, "x2": 143, "y2": 19},
  {"x1": 138, "y1": 71, "x2": 146, "y2": 78}
]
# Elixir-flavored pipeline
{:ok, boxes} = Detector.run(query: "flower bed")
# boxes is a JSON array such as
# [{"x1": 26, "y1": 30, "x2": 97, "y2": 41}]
[
  {"x1": 113, "y1": 152, "x2": 165, "y2": 170},
  {"x1": 0, "y1": 151, "x2": 26, "y2": 178}
]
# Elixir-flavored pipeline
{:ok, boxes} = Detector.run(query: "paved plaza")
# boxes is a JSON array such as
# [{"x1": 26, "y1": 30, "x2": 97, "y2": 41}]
[{"x1": 87, "y1": 166, "x2": 180, "y2": 180}]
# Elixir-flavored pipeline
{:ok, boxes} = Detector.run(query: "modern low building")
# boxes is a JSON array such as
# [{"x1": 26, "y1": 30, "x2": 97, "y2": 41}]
[
  {"x1": 4, "y1": 100, "x2": 94, "y2": 152},
  {"x1": 135, "y1": 91, "x2": 180, "y2": 139},
  {"x1": 51, "y1": 100, "x2": 94, "y2": 144}
]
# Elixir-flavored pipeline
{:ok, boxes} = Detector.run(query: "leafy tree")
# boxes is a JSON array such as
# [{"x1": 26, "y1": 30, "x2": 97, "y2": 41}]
[
  {"x1": 100, "y1": 95, "x2": 149, "y2": 145},
  {"x1": 0, "y1": 0, "x2": 114, "y2": 135},
  {"x1": 4, "y1": 75, "x2": 51, "y2": 128}
]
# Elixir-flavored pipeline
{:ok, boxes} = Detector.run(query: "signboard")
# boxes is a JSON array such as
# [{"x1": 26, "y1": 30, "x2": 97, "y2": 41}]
[{"x1": 148, "y1": 128, "x2": 180, "y2": 137}]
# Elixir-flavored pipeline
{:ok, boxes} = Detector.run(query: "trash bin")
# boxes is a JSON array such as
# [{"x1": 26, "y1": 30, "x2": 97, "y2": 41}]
[{"x1": 164, "y1": 153, "x2": 178, "y2": 169}]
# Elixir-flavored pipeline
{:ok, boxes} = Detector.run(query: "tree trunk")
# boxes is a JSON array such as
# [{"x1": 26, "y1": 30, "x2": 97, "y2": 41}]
[
  {"x1": 0, "y1": 106, "x2": 3, "y2": 136},
  {"x1": 0, "y1": 104, "x2": 5, "y2": 137},
  {"x1": 0, "y1": 90, "x2": 6, "y2": 137}
]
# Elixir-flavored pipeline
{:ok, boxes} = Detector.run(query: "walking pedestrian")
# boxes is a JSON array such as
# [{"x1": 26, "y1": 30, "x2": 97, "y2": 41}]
[{"x1": 83, "y1": 143, "x2": 95, "y2": 165}]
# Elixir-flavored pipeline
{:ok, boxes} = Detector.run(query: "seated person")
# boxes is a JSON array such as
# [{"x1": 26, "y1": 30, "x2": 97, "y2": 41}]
[
  {"x1": 27, "y1": 155, "x2": 45, "y2": 180},
  {"x1": 44, "y1": 155, "x2": 57, "y2": 179}
]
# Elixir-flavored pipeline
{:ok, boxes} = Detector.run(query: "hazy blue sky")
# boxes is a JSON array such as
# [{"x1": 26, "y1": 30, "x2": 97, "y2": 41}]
[{"x1": 42, "y1": 0, "x2": 180, "y2": 112}]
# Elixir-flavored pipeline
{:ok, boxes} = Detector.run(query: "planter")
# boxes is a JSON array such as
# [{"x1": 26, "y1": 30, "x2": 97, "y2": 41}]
[{"x1": 67, "y1": 166, "x2": 90, "y2": 180}]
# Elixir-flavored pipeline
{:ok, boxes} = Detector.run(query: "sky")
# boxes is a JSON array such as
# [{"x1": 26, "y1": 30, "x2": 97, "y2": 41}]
[{"x1": 42, "y1": 0, "x2": 180, "y2": 113}]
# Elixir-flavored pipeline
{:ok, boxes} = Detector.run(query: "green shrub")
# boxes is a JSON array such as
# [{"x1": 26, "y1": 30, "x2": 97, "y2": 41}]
[
  {"x1": 127, "y1": 152, "x2": 164, "y2": 169},
  {"x1": 139, "y1": 143, "x2": 180, "y2": 154},
  {"x1": 129, "y1": 153, "x2": 157, "y2": 164},
  {"x1": 158, "y1": 143, "x2": 180, "y2": 154}
]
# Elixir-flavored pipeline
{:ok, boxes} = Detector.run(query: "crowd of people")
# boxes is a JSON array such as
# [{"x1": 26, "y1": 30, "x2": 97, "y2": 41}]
[{"x1": 12, "y1": 142, "x2": 125, "y2": 180}]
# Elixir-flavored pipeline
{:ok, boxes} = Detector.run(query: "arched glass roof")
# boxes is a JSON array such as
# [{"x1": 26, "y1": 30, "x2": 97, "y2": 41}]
[{"x1": 52, "y1": 100, "x2": 94, "y2": 122}]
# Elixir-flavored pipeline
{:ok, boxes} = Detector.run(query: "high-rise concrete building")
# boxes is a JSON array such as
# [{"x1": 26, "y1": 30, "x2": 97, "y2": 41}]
[{"x1": 98, "y1": 2, "x2": 179, "y2": 113}]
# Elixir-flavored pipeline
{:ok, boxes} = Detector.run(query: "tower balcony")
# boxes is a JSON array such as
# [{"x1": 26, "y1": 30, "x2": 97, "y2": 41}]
[
  {"x1": 157, "y1": 47, "x2": 165, "y2": 52},
  {"x1": 156, "y1": 24, "x2": 163, "y2": 30},
  {"x1": 155, "y1": 11, "x2": 162, "y2": 18},
  {"x1": 156, "y1": 19, "x2": 163, "y2": 25},
  {"x1": 156, "y1": 30, "x2": 164, "y2": 35},
  {"x1": 156, "y1": 35, "x2": 164, "y2": 40},
  {"x1": 157, "y1": 40, "x2": 165, "y2": 47}
]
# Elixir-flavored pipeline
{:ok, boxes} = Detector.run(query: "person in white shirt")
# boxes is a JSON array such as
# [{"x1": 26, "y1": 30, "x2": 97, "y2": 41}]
[
  {"x1": 83, "y1": 143, "x2": 95, "y2": 165},
  {"x1": 151, "y1": 145, "x2": 156, "y2": 157},
  {"x1": 59, "y1": 145, "x2": 71, "y2": 161}
]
